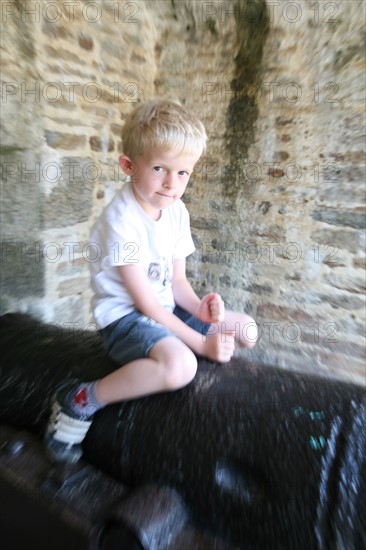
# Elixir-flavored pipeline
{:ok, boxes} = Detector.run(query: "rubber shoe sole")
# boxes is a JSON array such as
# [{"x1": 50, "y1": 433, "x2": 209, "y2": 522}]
[{"x1": 44, "y1": 381, "x2": 93, "y2": 463}]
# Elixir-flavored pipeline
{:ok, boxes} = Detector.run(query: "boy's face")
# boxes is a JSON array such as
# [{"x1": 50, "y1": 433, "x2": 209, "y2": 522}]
[{"x1": 119, "y1": 148, "x2": 200, "y2": 220}]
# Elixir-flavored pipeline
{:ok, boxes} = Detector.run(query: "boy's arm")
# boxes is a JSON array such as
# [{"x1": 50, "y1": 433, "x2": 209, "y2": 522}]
[
  {"x1": 172, "y1": 258, "x2": 225, "y2": 323},
  {"x1": 117, "y1": 264, "x2": 234, "y2": 362},
  {"x1": 117, "y1": 264, "x2": 204, "y2": 355}
]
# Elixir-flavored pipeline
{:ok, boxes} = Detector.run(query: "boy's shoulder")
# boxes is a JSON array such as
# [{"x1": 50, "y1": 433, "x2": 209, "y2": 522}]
[
  {"x1": 91, "y1": 183, "x2": 138, "y2": 238},
  {"x1": 167, "y1": 197, "x2": 190, "y2": 220},
  {"x1": 168, "y1": 197, "x2": 192, "y2": 223},
  {"x1": 99, "y1": 182, "x2": 135, "y2": 221}
]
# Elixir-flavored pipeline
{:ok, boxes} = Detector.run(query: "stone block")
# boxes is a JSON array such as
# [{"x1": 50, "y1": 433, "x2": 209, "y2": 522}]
[
  {"x1": 190, "y1": 216, "x2": 219, "y2": 230},
  {"x1": 319, "y1": 292, "x2": 365, "y2": 311},
  {"x1": 44, "y1": 46, "x2": 86, "y2": 65},
  {"x1": 311, "y1": 228, "x2": 359, "y2": 254},
  {"x1": 311, "y1": 207, "x2": 366, "y2": 230},
  {"x1": 42, "y1": 22, "x2": 70, "y2": 39},
  {"x1": 78, "y1": 34, "x2": 94, "y2": 51},
  {"x1": 110, "y1": 124, "x2": 123, "y2": 136},
  {"x1": 353, "y1": 257, "x2": 366, "y2": 269},
  {"x1": 0, "y1": 241, "x2": 44, "y2": 301},
  {"x1": 302, "y1": 332, "x2": 366, "y2": 362},
  {"x1": 45, "y1": 132, "x2": 86, "y2": 151},
  {"x1": 324, "y1": 272, "x2": 366, "y2": 294},
  {"x1": 56, "y1": 257, "x2": 88, "y2": 276},
  {"x1": 90, "y1": 136, "x2": 114, "y2": 153},
  {"x1": 275, "y1": 116, "x2": 293, "y2": 126},
  {"x1": 43, "y1": 157, "x2": 95, "y2": 229},
  {"x1": 57, "y1": 277, "x2": 90, "y2": 298},
  {"x1": 267, "y1": 167, "x2": 285, "y2": 178},
  {"x1": 319, "y1": 184, "x2": 366, "y2": 204},
  {"x1": 0, "y1": 151, "x2": 43, "y2": 238},
  {"x1": 256, "y1": 304, "x2": 322, "y2": 324}
]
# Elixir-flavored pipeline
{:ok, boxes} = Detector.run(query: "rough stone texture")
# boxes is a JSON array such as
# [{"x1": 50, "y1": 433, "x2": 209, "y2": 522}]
[{"x1": 0, "y1": 0, "x2": 365, "y2": 383}]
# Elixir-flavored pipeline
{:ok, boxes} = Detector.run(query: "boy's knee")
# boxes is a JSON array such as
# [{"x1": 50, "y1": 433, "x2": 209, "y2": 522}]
[
  {"x1": 242, "y1": 319, "x2": 258, "y2": 348},
  {"x1": 164, "y1": 350, "x2": 197, "y2": 390}
]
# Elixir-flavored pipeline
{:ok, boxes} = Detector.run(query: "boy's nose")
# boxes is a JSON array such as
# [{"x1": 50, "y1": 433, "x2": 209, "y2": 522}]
[{"x1": 163, "y1": 173, "x2": 176, "y2": 188}]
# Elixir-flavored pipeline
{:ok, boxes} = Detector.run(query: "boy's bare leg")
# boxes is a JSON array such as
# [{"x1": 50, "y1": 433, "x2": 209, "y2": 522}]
[
  {"x1": 44, "y1": 336, "x2": 198, "y2": 462},
  {"x1": 96, "y1": 335, "x2": 198, "y2": 404}
]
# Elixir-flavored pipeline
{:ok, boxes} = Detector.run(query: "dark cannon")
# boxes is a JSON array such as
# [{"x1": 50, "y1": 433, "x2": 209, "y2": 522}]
[{"x1": 0, "y1": 313, "x2": 365, "y2": 549}]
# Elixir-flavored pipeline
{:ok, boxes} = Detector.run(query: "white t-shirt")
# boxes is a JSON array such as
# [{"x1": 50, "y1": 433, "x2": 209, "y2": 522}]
[{"x1": 90, "y1": 181, "x2": 195, "y2": 329}]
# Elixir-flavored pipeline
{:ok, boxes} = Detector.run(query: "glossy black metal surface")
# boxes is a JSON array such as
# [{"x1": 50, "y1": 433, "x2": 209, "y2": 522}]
[{"x1": 1, "y1": 313, "x2": 365, "y2": 549}]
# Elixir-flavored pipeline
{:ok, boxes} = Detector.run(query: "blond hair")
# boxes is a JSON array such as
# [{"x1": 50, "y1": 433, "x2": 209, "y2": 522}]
[{"x1": 122, "y1": 98, "x2": 207, "y2": 160}]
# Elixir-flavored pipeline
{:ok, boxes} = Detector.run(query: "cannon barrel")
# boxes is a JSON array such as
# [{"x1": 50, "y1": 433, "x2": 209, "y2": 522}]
[{"x1": 1, "y1": 313, "x2": 365, "y2": 549}]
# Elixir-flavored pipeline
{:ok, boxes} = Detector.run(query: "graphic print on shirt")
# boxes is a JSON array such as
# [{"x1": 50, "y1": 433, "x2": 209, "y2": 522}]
[
  {"x1": 148, "y1": 258, "x2": 172, "y2": 287},
  {"x1": 148, "y1": 262, "x2": 161, "y2": 281}
]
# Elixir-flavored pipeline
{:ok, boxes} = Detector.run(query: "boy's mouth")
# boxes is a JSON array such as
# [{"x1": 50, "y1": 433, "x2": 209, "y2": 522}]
[{"x1": 156, "y1": 192, "x2": 174, "y2": 198}]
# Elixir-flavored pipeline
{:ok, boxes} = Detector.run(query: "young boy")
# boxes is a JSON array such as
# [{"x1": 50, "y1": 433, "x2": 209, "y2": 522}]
[{"x1": 45, "y1": 99, "x2": 258, "y2": 462}]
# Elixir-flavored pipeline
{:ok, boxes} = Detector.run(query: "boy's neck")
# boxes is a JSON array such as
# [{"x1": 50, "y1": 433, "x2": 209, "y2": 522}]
[{"x1": 131, "y1": 183, "x2": 162, "y2": 221}]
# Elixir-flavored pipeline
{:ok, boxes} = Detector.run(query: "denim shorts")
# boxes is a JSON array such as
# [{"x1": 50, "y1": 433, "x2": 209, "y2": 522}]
[{"x1": 99, "y1": 305, "x2": 212, "y2": 365}]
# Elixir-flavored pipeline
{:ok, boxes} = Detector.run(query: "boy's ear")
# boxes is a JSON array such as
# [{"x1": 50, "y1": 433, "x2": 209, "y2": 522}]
[{"x1": 119, "y1": 155, "x2": 136, "y2": 176}]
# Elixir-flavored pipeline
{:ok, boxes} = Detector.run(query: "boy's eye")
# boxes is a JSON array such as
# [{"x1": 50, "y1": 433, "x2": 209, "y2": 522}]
[
  {"x1": 153, "y1": 166, "x2": 164, "y2": 172},
  {"x1": 178, "y1": 170, "x2": 189, "y2": 177}
]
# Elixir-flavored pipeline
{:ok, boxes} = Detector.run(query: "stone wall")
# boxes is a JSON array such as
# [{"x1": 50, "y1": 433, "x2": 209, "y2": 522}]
[{"x1": 1, "y1": 0, "x2": 365, "y2": 384}]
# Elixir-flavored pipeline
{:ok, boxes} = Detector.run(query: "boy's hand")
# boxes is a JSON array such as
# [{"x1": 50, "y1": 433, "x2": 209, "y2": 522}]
[
  {"x1": 201, "y1": 331, "x2": 235, "y2": 363},
  {"x1": 196, "y1": 293, "x2": 225, "y2": 323}
]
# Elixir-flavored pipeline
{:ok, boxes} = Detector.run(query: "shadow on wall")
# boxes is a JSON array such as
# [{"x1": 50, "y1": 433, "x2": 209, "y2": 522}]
[{"x1": 224, "y1": 0, "x2": 269, "y2": 201}]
